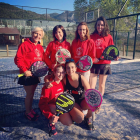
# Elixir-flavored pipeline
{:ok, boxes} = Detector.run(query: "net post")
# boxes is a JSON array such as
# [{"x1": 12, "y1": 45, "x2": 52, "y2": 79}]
[
  {"x1": 126, "y1": 32, "x2": 129, "y2": 56},
  {"x1": 123, "y1": 45, "x2": 126, "y2": 56},
  {"x1": 6, "y1": 45, "x2": 9, "y2": 56}
]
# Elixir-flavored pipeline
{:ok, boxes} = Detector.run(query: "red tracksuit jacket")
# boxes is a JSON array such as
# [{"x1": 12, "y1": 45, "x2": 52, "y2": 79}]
[
  {"x1": 44, "y1": 40, "x2": 70, "y2": 69},
  {"x1": 90, "y1": 33, "x2": 114, "y2": 64},
  {"x1": 71, "y1": 39, "x2": 96, "y2": 72},
  {"x1": 39, "y1": 81, "x2": 64, "y2": 120},
  {"x1": 14, "y1": 38, "x2": 44, "y2": 73}
]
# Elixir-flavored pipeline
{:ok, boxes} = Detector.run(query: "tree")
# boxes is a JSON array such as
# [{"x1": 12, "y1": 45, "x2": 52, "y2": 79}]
[{"x1": 74, "y1": 0, "x2": 89, "y2": 22}]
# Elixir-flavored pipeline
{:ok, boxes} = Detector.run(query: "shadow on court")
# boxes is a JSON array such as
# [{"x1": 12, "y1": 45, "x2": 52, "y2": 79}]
[{"x1": 104, "y1": 94, "x2": 140, "y2": 120}]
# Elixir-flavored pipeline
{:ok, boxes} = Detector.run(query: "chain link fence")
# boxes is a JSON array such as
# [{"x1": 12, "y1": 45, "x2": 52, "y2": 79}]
[
  {"x1": 0, "y1": 3, "x2": 140, "y2": 59},
  {"x1": 86, "y1": 13, "x2": 140, "y2": 59}
]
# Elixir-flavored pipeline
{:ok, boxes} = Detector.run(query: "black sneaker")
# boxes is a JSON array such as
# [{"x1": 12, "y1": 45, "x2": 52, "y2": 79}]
[
  {"x1": 48, "y1": 123, "x2": 57, "y2": 136},
  {"x1": 83, "y1": 117, "x2": 93, "y2": 130}
]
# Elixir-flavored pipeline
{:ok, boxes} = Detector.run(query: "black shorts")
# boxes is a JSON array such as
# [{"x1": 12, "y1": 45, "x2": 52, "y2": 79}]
[
  {"x1": 90, "y1": 64, "x2": 111, "y2": 75},
  {"x1": 18, "y1": 76, "x2": 40, "y2": 86}
]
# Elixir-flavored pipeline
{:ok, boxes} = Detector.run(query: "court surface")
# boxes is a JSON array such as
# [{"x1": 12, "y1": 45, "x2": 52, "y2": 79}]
[{"x1": 0, "y1": 57, "x2": 140, "y2": 140}]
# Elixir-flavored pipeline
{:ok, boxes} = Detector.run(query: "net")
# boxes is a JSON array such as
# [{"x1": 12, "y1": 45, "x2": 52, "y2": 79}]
[
  {"x1": 0, "y1": 69, "x2": 44, "y2": 118},
  {"x1": 0, "y1": 59, "x2": 140, "y2": 118},
  {"x1": 106, "y1": 60, "x2": 140, "y2": 94}
]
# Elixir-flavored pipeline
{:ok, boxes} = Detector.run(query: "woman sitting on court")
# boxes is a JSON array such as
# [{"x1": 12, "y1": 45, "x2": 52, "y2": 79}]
[
  {"x1": 44, "y1": 58, "x2": 93, "y2": 130},
  {"x1": 39, "y1": 64, "x2": 73, "y2": 136}
]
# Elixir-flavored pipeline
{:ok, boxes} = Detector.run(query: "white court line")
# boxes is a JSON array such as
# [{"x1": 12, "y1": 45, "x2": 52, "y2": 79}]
[{"x1": 111, "y1": 59, "x2": 140, "y2": 65}]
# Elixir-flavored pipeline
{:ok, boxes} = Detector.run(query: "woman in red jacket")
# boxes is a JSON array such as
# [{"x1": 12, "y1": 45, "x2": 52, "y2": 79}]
[
  {"x1": 44, "y1": 25, "x2": 70, "y2": 74},
  {"x1": 90, "y1": 16, "x2": 114, "y2": 99},
  {"x1": 39, "y1": 64, "x2": 73, "y2": 136},
  {"x1": 44, "y1": 58, "x2": 94, "y2": 130},
  {"x1": 14, "y1": 27, "x2": 45, "y2": 121},
  {"x1": 71, "y1": 22, "x2": 96, "y2": 82}
]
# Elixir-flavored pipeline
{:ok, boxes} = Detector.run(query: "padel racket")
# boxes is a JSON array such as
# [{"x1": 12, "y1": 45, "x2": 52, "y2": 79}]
[
  {"x1": 85, "y1": 89, "x2": 103, "y2": 112},
  {"x1": 99, "y1": 45, "x2": 119, "y2": 60},
  {"x1": 76, "y1": 55, "x2": 93, "y2": 71},
  {"x1": 55, "y1": 48, "x2": 71, "y2": 64},
  {"x1": 49, "y1": 92, "x2": 75, "y2": 136},
  {"x1": 55, "y1": 92, "x2": 75, "y2": 116},
  {"x1": 51, "y1": 92, "x2": 75, "y2": 126},
  {"x1": 15, "y1": 61, "x2": 48, "y2": 81}
]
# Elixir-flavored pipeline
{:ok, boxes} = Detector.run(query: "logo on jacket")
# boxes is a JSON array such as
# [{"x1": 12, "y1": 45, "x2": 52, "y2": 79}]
[
  {"x1": 76, "y1": 47, "x2": 83, "y2": 56},
  {"x1": 35, "y1": 48, "x2": 41, "y2": 57},
  {"x1": 56, "y1": 46, "x2": 62, "y2": 51},
  {"x1": 57, "y1": 88, "x2": 62, "y2": 92},
  {"x1": 95, "y1": 39, "x2": 103, "y2": 48}
]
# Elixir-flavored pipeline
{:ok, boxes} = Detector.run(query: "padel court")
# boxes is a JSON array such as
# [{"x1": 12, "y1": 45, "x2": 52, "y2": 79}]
[{"x1": 0, "y1": 58, "x2": 140, "y2": 139}]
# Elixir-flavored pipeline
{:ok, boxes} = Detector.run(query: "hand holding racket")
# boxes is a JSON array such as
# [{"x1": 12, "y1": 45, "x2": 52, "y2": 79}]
[
  {"x1": 85, "y1": 89, "x2": 103, "y2": 112},
  {"x1": 99, "y1": 45, "x2": 119, "y2": 60},
  {"x1": 52, "y1": 92, "x2": 75, "y2": 124},
  {"x1": 15, "y1": 61, "x2": 48, "y2": 81},
  {"x1": 76, "y1": 55, "x2": 93, "y2": 71},
  {"x1": 55, "y1": 48, "x2": 71, "y2": 64}
]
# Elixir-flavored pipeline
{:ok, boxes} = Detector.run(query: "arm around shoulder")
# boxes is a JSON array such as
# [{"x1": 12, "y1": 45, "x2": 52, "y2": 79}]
[{"x1": 81, "y1": 75, "x2": 90, "y2": 91}]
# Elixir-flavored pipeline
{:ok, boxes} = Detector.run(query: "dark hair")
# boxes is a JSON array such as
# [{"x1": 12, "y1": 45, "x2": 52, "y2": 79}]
[
  {"x1": 65, "y1": 58, "x2": 76, "y2": 68},
  {"x1": 75, "y1": 22, "x2": 90, "y2": 41},
  {"x1": 53, "y1": 25, "x2": 66, "y2": 41},
  {"x1": 92, "y1": 16, "x2": 110, "y2": 37}
]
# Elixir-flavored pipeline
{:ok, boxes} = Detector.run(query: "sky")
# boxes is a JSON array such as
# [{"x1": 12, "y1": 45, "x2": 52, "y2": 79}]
[{"x1": 0, "y1": 0, "x2": 75, "y2": 11}]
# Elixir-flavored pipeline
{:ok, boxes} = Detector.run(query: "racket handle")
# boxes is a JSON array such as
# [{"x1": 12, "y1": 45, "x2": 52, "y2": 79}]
[
  {"x1": 14, "y1": 73, "x2": 25, "y2": 82},
  {"x1": 17, "y1": 73, "x2": 25, "y2": 78},
  {"x1": 51, "y1": 113, "x2": 60, "y2": 125}
]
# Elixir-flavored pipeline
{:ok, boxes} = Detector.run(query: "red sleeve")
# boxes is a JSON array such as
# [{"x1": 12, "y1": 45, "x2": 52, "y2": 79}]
[
  {"x1": 67, "y1": 42, "x2": 71, "y2": 52},
  {"x1": 44, "y1": 42, "x2": 53, "y2": 69},
  {"x1": 39, "y1": 86, "x2": 54, "y2": 120},
  {"x1": 40, "y1": 46, "x2": 45, "y2": 62},
  {"x1": 67, "y1": 42, "x2": 72, "y2": 57},
  {"x1": 14, "y1": 43, "x2": 28, "y2": 73},
  {"x1": 108, "y1": 35, "x2": 114, "y2": 46},
  {"x1": 88, "y1": 40, "x2": 96, "y2": 63},
  {"x1": 71, "y1": 40, "x2": 75, "y2": 59}
]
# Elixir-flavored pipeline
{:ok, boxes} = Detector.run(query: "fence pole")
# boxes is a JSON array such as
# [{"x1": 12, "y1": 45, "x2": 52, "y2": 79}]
[
  {"x1": 22, "y1": 6, "x2": 23, "y2": 18},
  {"x1": 115, "y1": 31, "x2": 117, "y2": 47},
  {"x1": 46, "y1": 8, "x2": 47, "y2": 21},
  {"x1": 123, "y1": 45, "x2": 125, "y2": 56},
  {"x1": 67, "y1": 11, "x2": 68, "y2": 22},
  {"x1": 6, "y1": 45, "x2": 9, "y2": 56},
  {"x1": 113, "y1": 19, "x2": 116, "y2": 41},
  {"x1": 126, "y1": 32, "x2": 129, "y2": 56},
  {"x1": 85, "y1": 12, "x2": 87, "y2": 22},
  {"x1": 133, "y1": 14, "x2": 138, "y2": 59}
]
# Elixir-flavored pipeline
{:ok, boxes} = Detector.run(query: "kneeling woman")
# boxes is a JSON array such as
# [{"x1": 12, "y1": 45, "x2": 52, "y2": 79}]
[
  {"x1": 44, "y1": 58, "x2": 93, "y2": 130},
  {"x1": 39, "y1": 64, "x2": 73, "y2": 136},
  {"x1": 63, "y1": 58, "x2": 92, "y2": 130}
]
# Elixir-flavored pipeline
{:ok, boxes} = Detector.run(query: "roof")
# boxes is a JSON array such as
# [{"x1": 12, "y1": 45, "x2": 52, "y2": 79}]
[{"x1": 0, "y1": 27, "x2": 20, "y2": 35}]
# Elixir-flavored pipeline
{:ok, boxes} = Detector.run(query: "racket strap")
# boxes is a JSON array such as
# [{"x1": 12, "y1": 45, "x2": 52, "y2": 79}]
[{"x1": 56, "y1": 110, "x2": 63, "y2": 116}]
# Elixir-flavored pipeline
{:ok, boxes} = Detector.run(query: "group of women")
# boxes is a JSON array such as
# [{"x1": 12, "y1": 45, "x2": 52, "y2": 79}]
[{"x1": 14, "y1": 16, "x2": 115, "y2": 135}]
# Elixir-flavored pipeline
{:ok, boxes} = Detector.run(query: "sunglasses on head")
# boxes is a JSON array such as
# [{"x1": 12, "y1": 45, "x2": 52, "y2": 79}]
[{"x1": 65, "y1": 58, "x2": 74, "y2": 63}]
